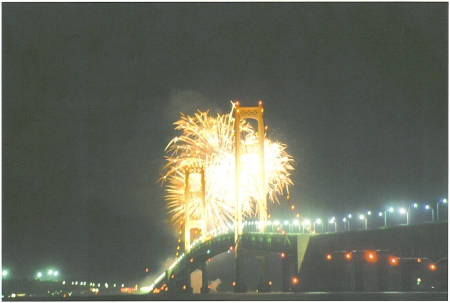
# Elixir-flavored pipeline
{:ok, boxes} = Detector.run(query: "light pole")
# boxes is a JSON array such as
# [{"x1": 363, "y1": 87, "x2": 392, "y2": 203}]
[
  {"x1": 399, "y1": 208, "x2": 409, "y2": 225},
  {"x1": 329, "y1": 217, "x2": 337, "y2": 232},
  {"x1": 283, "y1": 220, "x2": 291, "y2": 233},
  {"x1": 425, "y1": 205, "x2": 434, "y2": 222},
  {"x1": 359, "y1": 215, "x2": 367, "y2": 230},
  {"x1": 408, "y1": 203, "x2": 418, "y2": 225},
  {"x1": 437, "y1": 199, "x2": 447, "y2": 221},
  {"x1": 293, "y1": 219, "x2": 299, "y2": 233},
  {"x1": 266, "y1": 220, "x2": 272, "y2": 232},
  {"x1": 366, "y1": 211, "x2": 372, "y2": 228},
  {"x1": 302, "y1": 219, "x2": 310, "y2": 234},
  {"x1": 273, "y1": 220, "x2": 280, "y2": 233},
  {"x1": 313, "y1": 219, "x2": 322, "y2": 233},
  {"x1": 384, "y1": 207, "x2": 394, "y2": 227}
]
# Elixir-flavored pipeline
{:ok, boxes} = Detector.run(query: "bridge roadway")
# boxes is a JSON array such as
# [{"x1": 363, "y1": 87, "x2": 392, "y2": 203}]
[{"x1": 151, "y1": 221, "x2": 447, "y2": 293}]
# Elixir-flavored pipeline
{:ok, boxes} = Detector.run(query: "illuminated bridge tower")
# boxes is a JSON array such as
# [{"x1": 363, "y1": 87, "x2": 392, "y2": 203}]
[
  {"x1": 233, "y1": 101, "x2": 268, "y2": 293},
  {"x1": 234, "y1": 101, "x2": 267, "y2": 240},
  {"x1": 184, "y1": 166, "x2": 207, "y2": 253},
  {"x1": 182, "y1": 166, "x2": 207, "y2": 293}
]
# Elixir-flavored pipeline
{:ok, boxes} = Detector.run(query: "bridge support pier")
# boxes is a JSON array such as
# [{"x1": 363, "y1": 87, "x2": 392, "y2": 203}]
[
  {"x1": 438, "y1": 259, "x2": 448, "y2": 291},
  {"x1": 400, "y1": 259, "x2": 417, "y2": 291},
  {"x1": 234, "y1": 250, "x2": 247, "y2": 293},
  {"x1": 355, "y1": 257, "x2": 365, "y2": 291},
  {"x1": 282, "y1": 254, "x2": 297, "y2": 292},
  {"x1": 200, "y1": 261, "x2": 209, "y2": 294},
  {"x1": 256, "y1": 254, "x2": 271, "y2": 293},
  {"x1": 183, "y1": 259, "x2": 193, "y2": 293},
  {"x1": 378, "y1": 256, "x2": 388, "y2": 291}
]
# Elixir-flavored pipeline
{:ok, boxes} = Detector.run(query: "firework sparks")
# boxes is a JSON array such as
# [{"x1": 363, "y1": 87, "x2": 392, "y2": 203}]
[{"x1": 160, "y1": 102, "x2": 294, "y2": 231}]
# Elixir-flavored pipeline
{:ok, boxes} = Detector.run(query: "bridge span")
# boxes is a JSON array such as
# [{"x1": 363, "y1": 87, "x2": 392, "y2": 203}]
[{"x1": 150, "y1": 221, "x2": 447, "y2": 294}]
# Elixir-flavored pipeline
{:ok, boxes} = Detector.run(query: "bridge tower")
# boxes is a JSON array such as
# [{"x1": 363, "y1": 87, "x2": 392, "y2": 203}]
[
  {"x1": 234, "y1": 101, "x2": 267, "y2": 242},
  {"x1": 233, "y1": 101, "x2": 267, "y2": 293},
  {"x1": 180, "y1": 166, "x2": 207, "y2": 293},
  {"x1": 184, "y1": 166, "x2": 207, "y2": 253}
]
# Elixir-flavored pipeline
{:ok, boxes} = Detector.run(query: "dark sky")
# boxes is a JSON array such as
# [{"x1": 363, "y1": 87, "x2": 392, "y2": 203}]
[{"x1": 2, "y1": 3, "x2": 448, "y2": 284}]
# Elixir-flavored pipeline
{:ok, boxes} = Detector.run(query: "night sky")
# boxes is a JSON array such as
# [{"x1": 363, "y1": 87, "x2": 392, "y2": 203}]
[{"x1": 2, "y1": 3, "x2": 448, "y2": 285}]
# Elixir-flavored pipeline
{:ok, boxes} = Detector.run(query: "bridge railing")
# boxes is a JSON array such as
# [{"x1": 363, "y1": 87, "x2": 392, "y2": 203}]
[{"x1": 146, "y1": 223, "x2": 236, "y2": 292}]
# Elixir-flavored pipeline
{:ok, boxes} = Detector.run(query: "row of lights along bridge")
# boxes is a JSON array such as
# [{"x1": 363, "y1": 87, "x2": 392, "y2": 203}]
[{"x1": 243, "y1": 199, "x2": 447, "y2": 234}]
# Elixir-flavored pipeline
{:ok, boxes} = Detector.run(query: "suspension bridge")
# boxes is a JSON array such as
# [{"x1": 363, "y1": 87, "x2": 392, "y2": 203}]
[{"x1": 147, "y1": 102, "x2": 447, "y2": 294}]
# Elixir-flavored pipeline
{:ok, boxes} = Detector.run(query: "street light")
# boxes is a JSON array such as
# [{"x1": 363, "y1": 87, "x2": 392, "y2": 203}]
[
  {"x1": 408, "y1": 203, "x2": 418, "y2": 225},
  {"x1": 293, "y1": 219, "x2": 299, "y2": 233},
  {"x1": 328, "y1": 217, "x2": 337, "y2": 232},
  {"x1": 313, "y1": 219, "x2": 322, "y2": 233},
  {"x1": 274, "y1": 220, "x2": 280, "y2": 232},
  {"x1": 425, "y1": 205, "x2": 434, "y2": 222},
  {"x1": 384, "y1": 207, "x2": 394, "y2": 227},
  {"x1": 359, "y1": 215, "x2": 367, "y2": 230},
  {"x1": 437, "y1": 199, "x2": 447, "y2": 221},
  {"x1": 399, "y1": 208, "x2": 409, "y2": 225},
  {"x1": 346, "y1": 214, "x2": 352, "y2": 231},
  {"x1": 366, "y1": 211, "x2": 372, "y2": 228},
  {"x1": 284, "y1": 220, "x2": 291, "y2": 233},
  {"x1": 302, "y1": 219, "x2": 311, "y2": 234}
]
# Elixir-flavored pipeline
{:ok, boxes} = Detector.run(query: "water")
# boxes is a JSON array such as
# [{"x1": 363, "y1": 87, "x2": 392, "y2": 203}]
[
  {"x1": 12, "y1": 291, "x2": 446, "y2": 301},
  {"x1": 144, "y1": 291, "x2": 447, "y2": 301}
]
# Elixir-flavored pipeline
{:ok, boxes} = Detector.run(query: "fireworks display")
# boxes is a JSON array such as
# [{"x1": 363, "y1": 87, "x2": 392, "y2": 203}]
[{"x1": 160, "y1": 102, "x2": 294, "y2": 231}]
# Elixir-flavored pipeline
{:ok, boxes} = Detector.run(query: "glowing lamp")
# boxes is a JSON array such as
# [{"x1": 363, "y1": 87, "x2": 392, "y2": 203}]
[
  {"x1": 429, "y1": 264, "x2": 437, "y2": 271},
  {"x1": 281, "y1": 252, "x2": 286, "y2": 258},
  {"x1": 364, "y1": 250, "x2": 378, "y2": 263},
  {"x1": 388, "y1": 256, "x2": 398, "y2": 266},
  {"x1": 345, "y1": 252, "x2": 352, "y2": 260},
  {"x1": 291, "y1": 277, "x2": 299, "y2": 285},
  {"x1": 326, "y1": 254, "x2": 332, "y2": 260}
]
